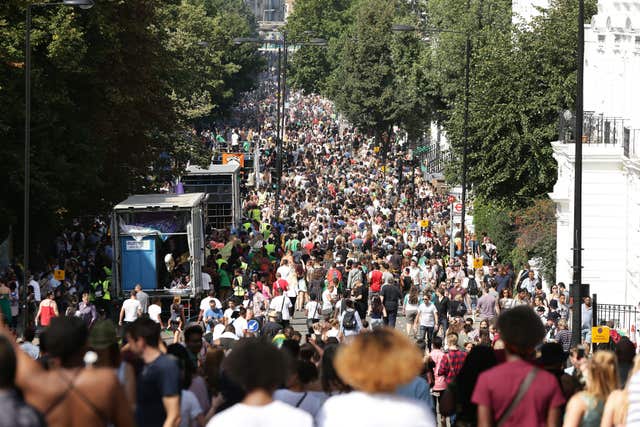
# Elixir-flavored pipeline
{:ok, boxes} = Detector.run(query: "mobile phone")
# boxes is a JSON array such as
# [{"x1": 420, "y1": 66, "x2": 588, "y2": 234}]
[{"x1": 577, "y1": 348, "x2": 585, "y2": 359}]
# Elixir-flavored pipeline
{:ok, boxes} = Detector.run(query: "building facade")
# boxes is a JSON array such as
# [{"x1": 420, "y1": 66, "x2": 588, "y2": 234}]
[
  {"x1": 244, "y1": 0, "x2": 286, "y2": 23},
  {"x1": 550, "y1": 0, "x2": 640, "y2": 305}
]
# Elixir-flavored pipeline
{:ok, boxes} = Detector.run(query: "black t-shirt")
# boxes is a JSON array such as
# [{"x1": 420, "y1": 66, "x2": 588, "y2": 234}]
[
  {"x1": 380, "y1": 284, "x2": 402, "y2": 312},
  {"x1": 136, "y1": 354, "x2": 181, "y2": 427},
  {"x1": 435, "y1": 295, "x2": 449, "y2": 316}
]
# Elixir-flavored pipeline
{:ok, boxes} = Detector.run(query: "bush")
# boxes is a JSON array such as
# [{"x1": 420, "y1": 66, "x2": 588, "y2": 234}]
[
  {"x1": 473, "y1": 197, "x2": 556, "y2": 284},
  {"x1": 473, "y1": 197, "x2": 516, "y2": 260},
  {"x1": 512, "y1": 198, "x2": 557, "y2": 284}
]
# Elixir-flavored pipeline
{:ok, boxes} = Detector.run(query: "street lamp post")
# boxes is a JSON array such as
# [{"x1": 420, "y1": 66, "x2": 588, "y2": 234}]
[
  {"x1": 571, "y1": 0, "x2": 585, "y2": 346},
  {"x1": 392, "y1": 23, "x2": 471, "y2": 255},
  {"x1": 24, "y1": 0, "x2": 94, "y2": 333},
  {"x1": 234, "y1": 33, "x2": 326, "y2": 221}
]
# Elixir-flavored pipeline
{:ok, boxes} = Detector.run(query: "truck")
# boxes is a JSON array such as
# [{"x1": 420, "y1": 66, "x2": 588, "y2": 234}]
[{"x1": 111, "y1": 193, "x2": 207, "y2": 299}]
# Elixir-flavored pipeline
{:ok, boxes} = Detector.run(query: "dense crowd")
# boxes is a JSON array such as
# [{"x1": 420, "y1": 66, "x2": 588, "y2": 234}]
[{"x1": 2, "y1": 55, "x2": 640, "y2": 427}]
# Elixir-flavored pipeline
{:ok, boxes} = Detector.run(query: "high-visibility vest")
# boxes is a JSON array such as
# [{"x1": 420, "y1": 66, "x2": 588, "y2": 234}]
[{"x1": 102, "y1": 279, "x2": 111, "y2": 300}]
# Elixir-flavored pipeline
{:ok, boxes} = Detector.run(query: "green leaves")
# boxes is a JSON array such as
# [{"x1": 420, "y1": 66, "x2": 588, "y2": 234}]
[{"x1": 0, "y1": 0, "x2": 261, "y2": 249}]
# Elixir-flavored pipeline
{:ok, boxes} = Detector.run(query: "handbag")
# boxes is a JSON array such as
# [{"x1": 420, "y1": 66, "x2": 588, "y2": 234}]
[
  {"x1": 274, "y1": 295, "x2": 287, "y2": 323},
  {"x1": 496, "y1": 368, "x2": 539, "y2": 427}
]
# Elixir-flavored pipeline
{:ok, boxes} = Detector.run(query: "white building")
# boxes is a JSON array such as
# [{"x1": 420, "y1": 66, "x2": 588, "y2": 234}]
[{"x1": 550, "y1": 0, "x2": 640, "y2": 305}]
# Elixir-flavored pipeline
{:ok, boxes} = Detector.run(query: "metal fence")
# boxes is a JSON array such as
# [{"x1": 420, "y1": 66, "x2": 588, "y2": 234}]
[
  {"x1": 559, "y1": 111, "x2": 627, "y2": 143},
  {"x1": 595, "y1": 302, "x2": 640, "y2": 332}
]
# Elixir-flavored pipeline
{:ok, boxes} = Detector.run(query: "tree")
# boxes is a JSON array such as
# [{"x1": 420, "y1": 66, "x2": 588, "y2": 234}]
[
  {"x1": 326, "y1": 0, "x2": 429, "y2": 145},
  {"x1": 427, "y1": 0, "x2": 595, "y2": 204},
  {"x1": 0, "y1": 0, "x2": 261, "y2": 263},
  {"x1": 286, "y1": 0, "x2": 353, "y2": 94},
  {"x1": 512, "y1": 198, "x2": 557, "y2": 283}
]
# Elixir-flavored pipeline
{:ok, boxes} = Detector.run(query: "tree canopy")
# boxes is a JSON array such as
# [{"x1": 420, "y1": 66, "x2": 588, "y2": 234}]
[{"x1": 0, "y1": 0, "x2": 261, "y2": 254}]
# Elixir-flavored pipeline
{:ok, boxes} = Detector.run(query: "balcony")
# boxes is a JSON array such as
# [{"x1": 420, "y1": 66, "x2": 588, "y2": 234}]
[{"x1": 558, "y1": 111, "x2": 640, "y2": 158}]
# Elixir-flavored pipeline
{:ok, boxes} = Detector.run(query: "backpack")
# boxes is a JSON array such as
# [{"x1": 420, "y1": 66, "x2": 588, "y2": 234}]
[
  {"x1": 467, "y1": 278, "x2": 479, "y2": 296},
  {"x1": 343, "y1": 310, "x2": 357, "y2": 330}
]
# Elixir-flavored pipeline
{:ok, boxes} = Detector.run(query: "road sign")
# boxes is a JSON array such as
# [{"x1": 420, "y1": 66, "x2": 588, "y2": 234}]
[
  {"x1": 419, "y1": 219, "x2": 429, "y2": 228},
  {"x1": 591, "y1": 326, "x2": 610, "y2": 343},
  {"x1": 447, "y1": 195, "x2": 455, "y2": 204},
  {"x1": 54, "y1": 269, "x2": 65, "y2": 281},
  {"x1": 473, "y1": 258, "x2": 483, "y2": 269},
  {"x1": 454, "y1": 203, "x2": 463, "y2": 214}
]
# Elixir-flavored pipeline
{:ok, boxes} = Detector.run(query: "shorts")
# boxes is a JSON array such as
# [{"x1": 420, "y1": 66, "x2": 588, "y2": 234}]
[
  {"x1": 405, "y1": 310, "x2": 418, "y2": 324},
  {"x1": 370, "y1": 318, "x2": 384, "y2": 329},
  {"x1": 581, "y1": 328, "x2": 592, "y2": 343}
]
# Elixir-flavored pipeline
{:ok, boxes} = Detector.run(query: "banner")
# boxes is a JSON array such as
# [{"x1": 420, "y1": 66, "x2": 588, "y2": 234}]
[{"x1": 222, "y1": 153, "x2": 245, "y2": 168}]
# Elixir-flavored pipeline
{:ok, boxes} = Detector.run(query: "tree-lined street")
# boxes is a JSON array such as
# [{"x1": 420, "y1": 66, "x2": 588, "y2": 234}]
[{"x1": 0, "y1": 1, "x2": 629, "y2": 427}]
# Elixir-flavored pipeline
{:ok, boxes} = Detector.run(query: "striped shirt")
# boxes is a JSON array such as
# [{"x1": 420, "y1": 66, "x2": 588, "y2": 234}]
[{"x1": 627, "y1": 371, "x2": 640, "y2": 424}]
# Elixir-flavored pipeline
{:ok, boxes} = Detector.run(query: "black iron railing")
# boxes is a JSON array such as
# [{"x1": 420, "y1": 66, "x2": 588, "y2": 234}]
[
  {"x1": 595, "y1": 302, "x2": 640, "y2": 331},
  {"x1": 559, "y1": 110, "x2": 629, "y2": 147}
]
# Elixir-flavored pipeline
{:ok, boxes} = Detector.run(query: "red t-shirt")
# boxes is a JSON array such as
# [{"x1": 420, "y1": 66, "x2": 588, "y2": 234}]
[
  {"x1": 471, "y1": 359, "x2": 565, "y2": 427},
  {"x1": 370, "y1": 270, "x2": 383, "y2": 292}
]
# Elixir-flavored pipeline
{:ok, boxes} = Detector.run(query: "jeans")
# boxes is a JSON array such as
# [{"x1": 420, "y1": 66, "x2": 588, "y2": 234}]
[
  {"x1": 383, "y1": 309, "x2": 398, "y2": 328},
  {"x1": 419, "y1": 325, "x2": 435, "y2": 350},
  {"x1": 436, "y1": 316, "x2": 448, "y2": 337}
]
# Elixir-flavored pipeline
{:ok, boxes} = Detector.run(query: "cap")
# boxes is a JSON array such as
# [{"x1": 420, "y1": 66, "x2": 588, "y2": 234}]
[{"x1": 88, "y1": 320, "x2": 118, "y2": 349}]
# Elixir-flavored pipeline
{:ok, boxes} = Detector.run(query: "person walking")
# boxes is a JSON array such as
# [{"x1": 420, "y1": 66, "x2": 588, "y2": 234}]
[
  {"x1": 414, "y1": 291, "x2": 438, "y2": 351},
  {"x1": 563, "y1": 351, "x2": 619, "y2": 427},
  {"x1": 380, "y1": 279, "x2": 402, "y2": 328},
  {"x1": 403, "y1": 286, "x2": 420, "y2": 337},
  {"x1": 472, "y1": 306, "x2": 565, "y2": 427},
  {"x1": 476, "y1": 288, "x2": 499, "y2": 323},
  {"x1": 119, "y1": 291, "x2": 142, "y2": 330},
  {"x1": 134, "y1": 284, "x2": 149, "y2": 314},
  {"x1": 75, "y1": 292, "x2": 97, "y2": 328},
  {"x1": 34, "y1": 291, "x2": 58, "y2": 331},
  {"x1": 126, "y1": 318, "x2": 181, "y2": 427}
]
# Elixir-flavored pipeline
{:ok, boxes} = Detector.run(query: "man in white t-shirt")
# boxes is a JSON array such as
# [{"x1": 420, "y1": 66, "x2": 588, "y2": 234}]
[
  {"x1": 305, "y1": 294, "x2": 321, "y2": 329},
  {"x1": 119, "y1": 290, "x2": 142, "y2": 326},
  {"x1": 198, "y1": 290, "x2": 222, "y2": 322},
  {"x1": 232, "y1": 307, "x2": 249, "y2": 338},
  {"x1": 201, "y1": 272, "x2": 212, "y2": 291},
  {"x1": 148, "y1": 298, "x2": 163, "y2": 328},
  {"x1": 414, "y1": 292, "x2": 438, "y2": 351},
  {"x1": 321, "y1": 283, "x2": 338, "y2": 318},
  {"x1": 30, "y1": 275, "x2": 41, "y2": 302},
  {"x1": 276, "y1": 259, "x2": 292, "y2": 282},
  {"x1": 224, "y1": 300, "x2": 238, "y2": 324},
  {"x1": 270, "y1": 292, "x2": 293, "y2": 327}
]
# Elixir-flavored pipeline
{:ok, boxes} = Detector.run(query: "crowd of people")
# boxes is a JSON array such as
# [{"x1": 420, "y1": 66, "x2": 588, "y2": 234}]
[{"x1": 2, "y1": 53, "x2": 640, "y2": 427}]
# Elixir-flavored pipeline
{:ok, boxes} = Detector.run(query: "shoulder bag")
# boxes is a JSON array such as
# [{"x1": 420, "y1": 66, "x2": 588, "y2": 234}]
[{"x1": 495, "y1": 367, "x2": 539, "y2": 427}]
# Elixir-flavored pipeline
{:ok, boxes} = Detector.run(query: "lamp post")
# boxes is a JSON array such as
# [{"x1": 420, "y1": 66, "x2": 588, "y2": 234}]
[
  {"x1": 233, "y1": 33, "x2": 326, "y2": 221},
  {"x1": 391, "y1": 23, "x2": 471, "y2": 255},
  {"x1": 24, "y1": 0, "x2": 94, "y2": 333},
  {"x1": 571, "y1": 0, "x2": 585, "y2": 346}
]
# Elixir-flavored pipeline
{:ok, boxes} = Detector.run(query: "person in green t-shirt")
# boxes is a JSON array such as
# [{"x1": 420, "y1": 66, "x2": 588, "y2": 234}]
[{"x1": 219, "y1": 263, "x2": 232, "y2": 301}]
